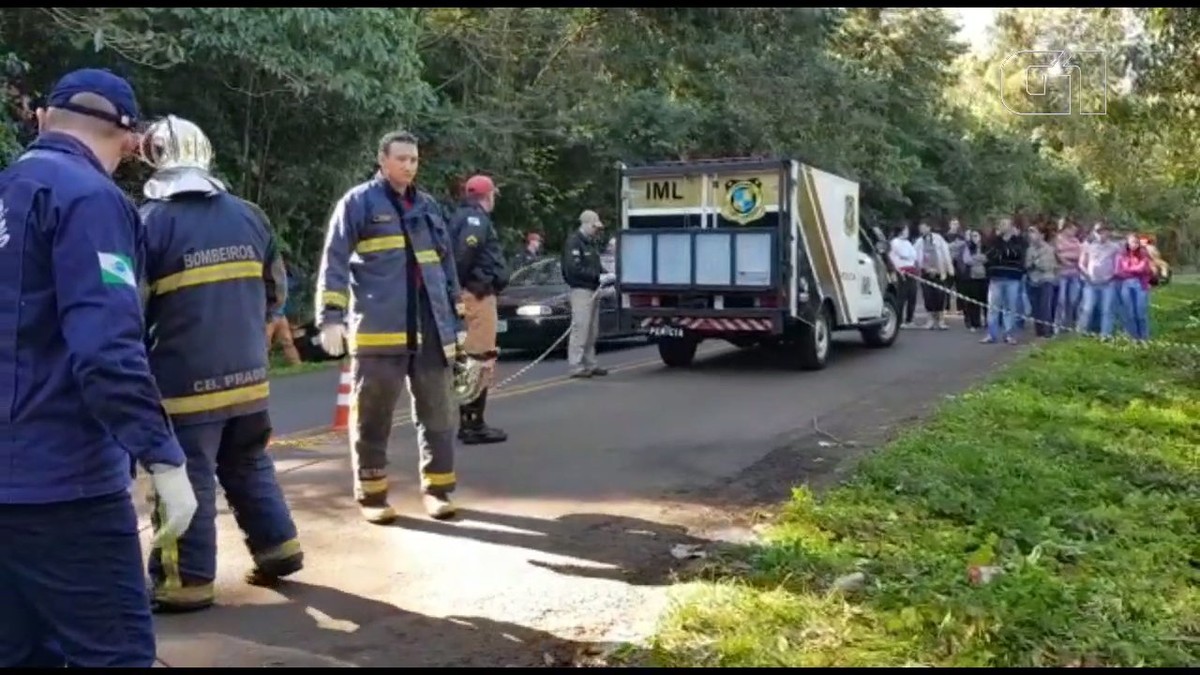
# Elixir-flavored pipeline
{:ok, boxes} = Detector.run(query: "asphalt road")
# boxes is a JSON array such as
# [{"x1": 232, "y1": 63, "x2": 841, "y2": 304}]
[
  {"x1": 148, "y1": 316, "x2": 1023, "y2": 667},
  {"x1": 266, "y1": 336, "x2": 655, "y2": 437}
]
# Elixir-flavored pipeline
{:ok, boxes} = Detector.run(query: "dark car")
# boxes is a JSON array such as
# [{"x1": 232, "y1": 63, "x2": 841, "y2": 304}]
[{"x1": 496, "y1": 257, "x2": 640, "y2": 353}]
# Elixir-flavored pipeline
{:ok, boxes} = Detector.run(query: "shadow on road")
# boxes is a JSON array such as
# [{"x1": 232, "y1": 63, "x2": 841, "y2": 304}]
[
  {"x1": 685, "y1": 338, "x2": 875, "y2": 373},
  {"x1": 388, "y1": 508, "x2": 713, "y2": 586},
  {"x1": 155, "y1": 580, "x2": 585, "y2": 667}
]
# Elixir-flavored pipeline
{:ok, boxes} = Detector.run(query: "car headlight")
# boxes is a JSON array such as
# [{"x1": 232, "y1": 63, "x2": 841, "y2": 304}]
[{"x1": 516, "y1": 304, "x2": 554, "y2": 317}]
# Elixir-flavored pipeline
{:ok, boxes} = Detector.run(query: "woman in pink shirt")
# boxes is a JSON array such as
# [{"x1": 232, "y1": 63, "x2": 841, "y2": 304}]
[{"x1": 1114, "y1": 233, "x2": 1153, "y2": 341}]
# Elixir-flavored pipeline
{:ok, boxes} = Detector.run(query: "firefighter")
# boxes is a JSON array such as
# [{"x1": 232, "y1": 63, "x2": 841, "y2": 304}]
[
  {"x1": 0, "y1": 69, "x2": 196, "y2": 667},
  {"x1": 138, "y1": 115, "x2": 303, "y2": 613},
  {"x1": 315, "y1": 130, "x2": 464, "y2": 523},
  {"x1": 449, "y1": 174, "x2": 510, "y2": 445}
]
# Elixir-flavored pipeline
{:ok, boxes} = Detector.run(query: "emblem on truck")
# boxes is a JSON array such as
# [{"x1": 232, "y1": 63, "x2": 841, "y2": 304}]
[
  {"x1": 721, "y1": 178, "x2": 765, "y2": 225},
  {"x1": 844, "y1": 194, "x2": 858, "y2": 238}
]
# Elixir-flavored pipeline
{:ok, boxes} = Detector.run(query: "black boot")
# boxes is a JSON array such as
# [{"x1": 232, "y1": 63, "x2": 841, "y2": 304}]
[{"x1": 457, "y1": 389, "x2": 508, "y2": 444}]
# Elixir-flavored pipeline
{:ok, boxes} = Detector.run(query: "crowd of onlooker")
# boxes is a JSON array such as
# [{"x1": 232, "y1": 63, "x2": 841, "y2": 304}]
[{"x1": 888, "y1": 214, "x2": 1165, "y2": 344}]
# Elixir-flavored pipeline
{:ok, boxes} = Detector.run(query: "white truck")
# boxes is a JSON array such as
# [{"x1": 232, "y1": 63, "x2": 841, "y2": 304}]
[{"x1": 614, "y1": 157, "x2": 901, "y2": 370}]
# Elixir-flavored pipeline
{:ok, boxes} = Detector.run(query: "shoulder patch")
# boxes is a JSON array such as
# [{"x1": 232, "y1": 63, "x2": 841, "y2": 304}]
[
  {"x1": 465, "y1": 234, "x2": 479, "y2": 247},
  {"x1": 371, "y1": 213, "x2": 395, "y2": 223},
  {"x1": 467, "y1": 216, "x2": 480, "y2": 226},
  {"x1": 98, "y1": 252, "x2": 137, "y2": 288}
]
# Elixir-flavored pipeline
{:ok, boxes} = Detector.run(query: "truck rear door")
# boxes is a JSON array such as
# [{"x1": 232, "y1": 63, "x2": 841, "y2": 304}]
[{"x1": 615, "y1": 160, "x2": 791, "y2": 336}]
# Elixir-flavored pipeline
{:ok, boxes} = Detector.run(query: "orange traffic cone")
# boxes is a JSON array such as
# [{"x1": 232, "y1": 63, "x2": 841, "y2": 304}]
[{"x1": 332, "y1": 360, "x2": 352, "y2": 431}]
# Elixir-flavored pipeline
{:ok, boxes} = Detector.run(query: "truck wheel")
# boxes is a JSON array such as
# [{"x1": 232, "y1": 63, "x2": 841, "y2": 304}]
[
  {"x1": 657, "y1": 337, "x2": 698, "y2": 368},
  {"x1": 790, "y1": 305, "x2": 831, "y2": 371},
  {"x1": 861, "y1": 293, "x2": 900, "y2": 348}
]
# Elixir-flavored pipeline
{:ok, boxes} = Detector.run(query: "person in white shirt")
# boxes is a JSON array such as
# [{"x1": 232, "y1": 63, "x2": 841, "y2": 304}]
[
  {"x1": 914, "y1": 220, "x2": 955, "y2": 330},
  {"x1": 889, "y1": 224, "x2": 919, "y2": 328}
]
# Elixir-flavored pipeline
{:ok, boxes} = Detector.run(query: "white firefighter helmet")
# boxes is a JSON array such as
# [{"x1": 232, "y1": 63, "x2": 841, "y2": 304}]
[{"x1": 139, "y1": 114, "x2": 227, "y2": 200}]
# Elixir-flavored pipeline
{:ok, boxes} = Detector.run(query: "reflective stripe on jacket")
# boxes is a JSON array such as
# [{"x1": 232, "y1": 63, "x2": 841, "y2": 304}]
[
  {"x1": 140, "y1": 192, "x2": 285, "y2": 425},
  {"x1": 315, "y1": 177, "x2": 462, "y2": 358}
]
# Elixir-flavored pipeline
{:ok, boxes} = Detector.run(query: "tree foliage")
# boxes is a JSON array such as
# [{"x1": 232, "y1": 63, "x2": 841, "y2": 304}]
[{"x1": 3, "y1": 7, "x2": 1198, "y2": 303}]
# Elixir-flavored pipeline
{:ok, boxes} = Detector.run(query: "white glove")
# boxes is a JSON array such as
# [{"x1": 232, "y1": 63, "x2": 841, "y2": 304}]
[
  {"x1": 319, "y1": 324, "x2": 347, "y2": 357},
  {"x1": 599, "y1": 272, "x2": 617, "y2": 287},
  {"x1": 148, "y1": 463, "x2": 198, "y2": 548}
]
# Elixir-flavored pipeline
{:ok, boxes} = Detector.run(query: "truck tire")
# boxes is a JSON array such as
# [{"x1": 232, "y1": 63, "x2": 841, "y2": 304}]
[
  {"x1": 657, "y1": 337, "x2": 698, "y2": 368},
  {"x1": 790, "y1": 305, "x2": 831, "y2": 371},
  {"x1": 861, "y1": 292, "x2": 900, "y2": 348}
]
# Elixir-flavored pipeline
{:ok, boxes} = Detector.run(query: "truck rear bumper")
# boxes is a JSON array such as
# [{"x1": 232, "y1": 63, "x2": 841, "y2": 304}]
[{"x1": 630, "y1": 312, "x2": 783, "y2": 337}]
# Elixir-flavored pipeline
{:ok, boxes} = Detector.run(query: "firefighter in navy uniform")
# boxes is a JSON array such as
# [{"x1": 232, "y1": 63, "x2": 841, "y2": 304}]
[
  {"x1": 138, "y1": 115, "x2": 302, "y2": 613},
  {"x1": 315, "y1": 130, "x2": 464, "y2": 523},
  {"x1": 449, "y1": 174, "x2": 510, "y2": 445}
]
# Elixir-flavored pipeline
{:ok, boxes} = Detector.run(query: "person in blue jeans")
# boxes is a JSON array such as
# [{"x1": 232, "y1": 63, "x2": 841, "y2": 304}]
[
  {"x1": 981, "y1": 217, "x2": 1028, "y2": 345},
  {"x1": 1075, "y1": 223, "x2": 1121, "y2": 339},
  {"x1": 1024, "y1": 225, "x2": 1058, "y2": 337},
  {"x1": 1113, "y1": 233, "x2": 1154, "y2": 341},
  {"x1": 1052, "y1": 221, "x2": 1084, "y2": 334}
]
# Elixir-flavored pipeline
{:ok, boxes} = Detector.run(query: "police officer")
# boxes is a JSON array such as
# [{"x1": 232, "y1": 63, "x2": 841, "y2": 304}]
[
  {"x1": 0, "y1": 69, "x2": 197, "y2": 667},
  {"x1": 562, "y1": 209, "x2": 615, "y2": 378},
  {"x1": 449, "y1": 174, "x2": 509, "y2": 445},
  {"x1": 315, "y1": 130, "x2": 464, "y2": 522},
  {"x1": 137, "y1": 115, "x2": 303, "y2": 613}
]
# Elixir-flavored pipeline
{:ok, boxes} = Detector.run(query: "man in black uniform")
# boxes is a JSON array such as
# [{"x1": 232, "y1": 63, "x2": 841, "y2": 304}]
[
  {"x1": 561, "y1": 209, "x2": 615, "y2": 378},
  {"x1": 449, "y1": 174, "x2": 510, "y2": 444}
]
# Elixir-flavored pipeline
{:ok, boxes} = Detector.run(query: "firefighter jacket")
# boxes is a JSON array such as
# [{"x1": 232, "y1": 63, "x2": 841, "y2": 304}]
[
  {"x1": 140, "y1": 191, "x2": 286, "y2": 426},
  {"x1": 0, "y1": 132, "x2": 187, "y2": 504},
  {"x1": 315, "y1": 176, "x2": 462, "y2": 359}
]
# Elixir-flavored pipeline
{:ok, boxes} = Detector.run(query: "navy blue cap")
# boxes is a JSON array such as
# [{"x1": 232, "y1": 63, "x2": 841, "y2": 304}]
[{"x1": 47, "y1": 68, "x2": 139, "y2": 130}]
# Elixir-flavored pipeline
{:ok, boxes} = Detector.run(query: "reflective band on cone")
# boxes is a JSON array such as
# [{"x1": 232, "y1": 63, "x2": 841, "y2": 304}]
[{"x1": 332, "y1": 360, "x2": 352, "y2": 431}]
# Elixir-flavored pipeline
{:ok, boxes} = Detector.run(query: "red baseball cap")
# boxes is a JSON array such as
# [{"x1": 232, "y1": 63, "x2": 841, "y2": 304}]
[{"x1": 464, "y1": 174, "x2": 497, "y2": 197}]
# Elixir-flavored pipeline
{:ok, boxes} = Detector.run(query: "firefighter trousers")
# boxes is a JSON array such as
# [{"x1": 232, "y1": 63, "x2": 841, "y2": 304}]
[
  {"x1": 350, "y1": 340, "x2": 457, "y2": 506},
  {"x1": 0, "y1": 492, "x2": 156, "y2": 667},
  {"x1": 148, "y1": 411, "x2": 300, "y2": 606}
]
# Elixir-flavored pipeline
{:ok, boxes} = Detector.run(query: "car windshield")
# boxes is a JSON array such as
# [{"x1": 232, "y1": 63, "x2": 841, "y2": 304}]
[{"x1": 509, "y1": 258, "x2": 565, "y2": 287}]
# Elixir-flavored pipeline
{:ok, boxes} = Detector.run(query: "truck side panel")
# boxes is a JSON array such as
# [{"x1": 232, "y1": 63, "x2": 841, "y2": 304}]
[
  {"x1": 797, "y1": 165, "x2": 854, "y2": 324},
  {"x1": 805, "y1": 166, "x2": 868, "y2": 325}
]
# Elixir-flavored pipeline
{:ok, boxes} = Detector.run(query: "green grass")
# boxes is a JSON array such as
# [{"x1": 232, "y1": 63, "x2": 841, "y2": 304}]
[{"x1": 650, "y1": 285, "x2": 1200, "y2": 668}]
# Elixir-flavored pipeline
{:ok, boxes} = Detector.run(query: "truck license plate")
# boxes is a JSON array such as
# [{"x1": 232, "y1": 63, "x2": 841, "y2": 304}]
[
  {"x1": 496, "y1": 320, "x2": 507, "y2": 334},
  {"x1": 647, "y1": 325, "x2": 684, "y2": 338}
]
